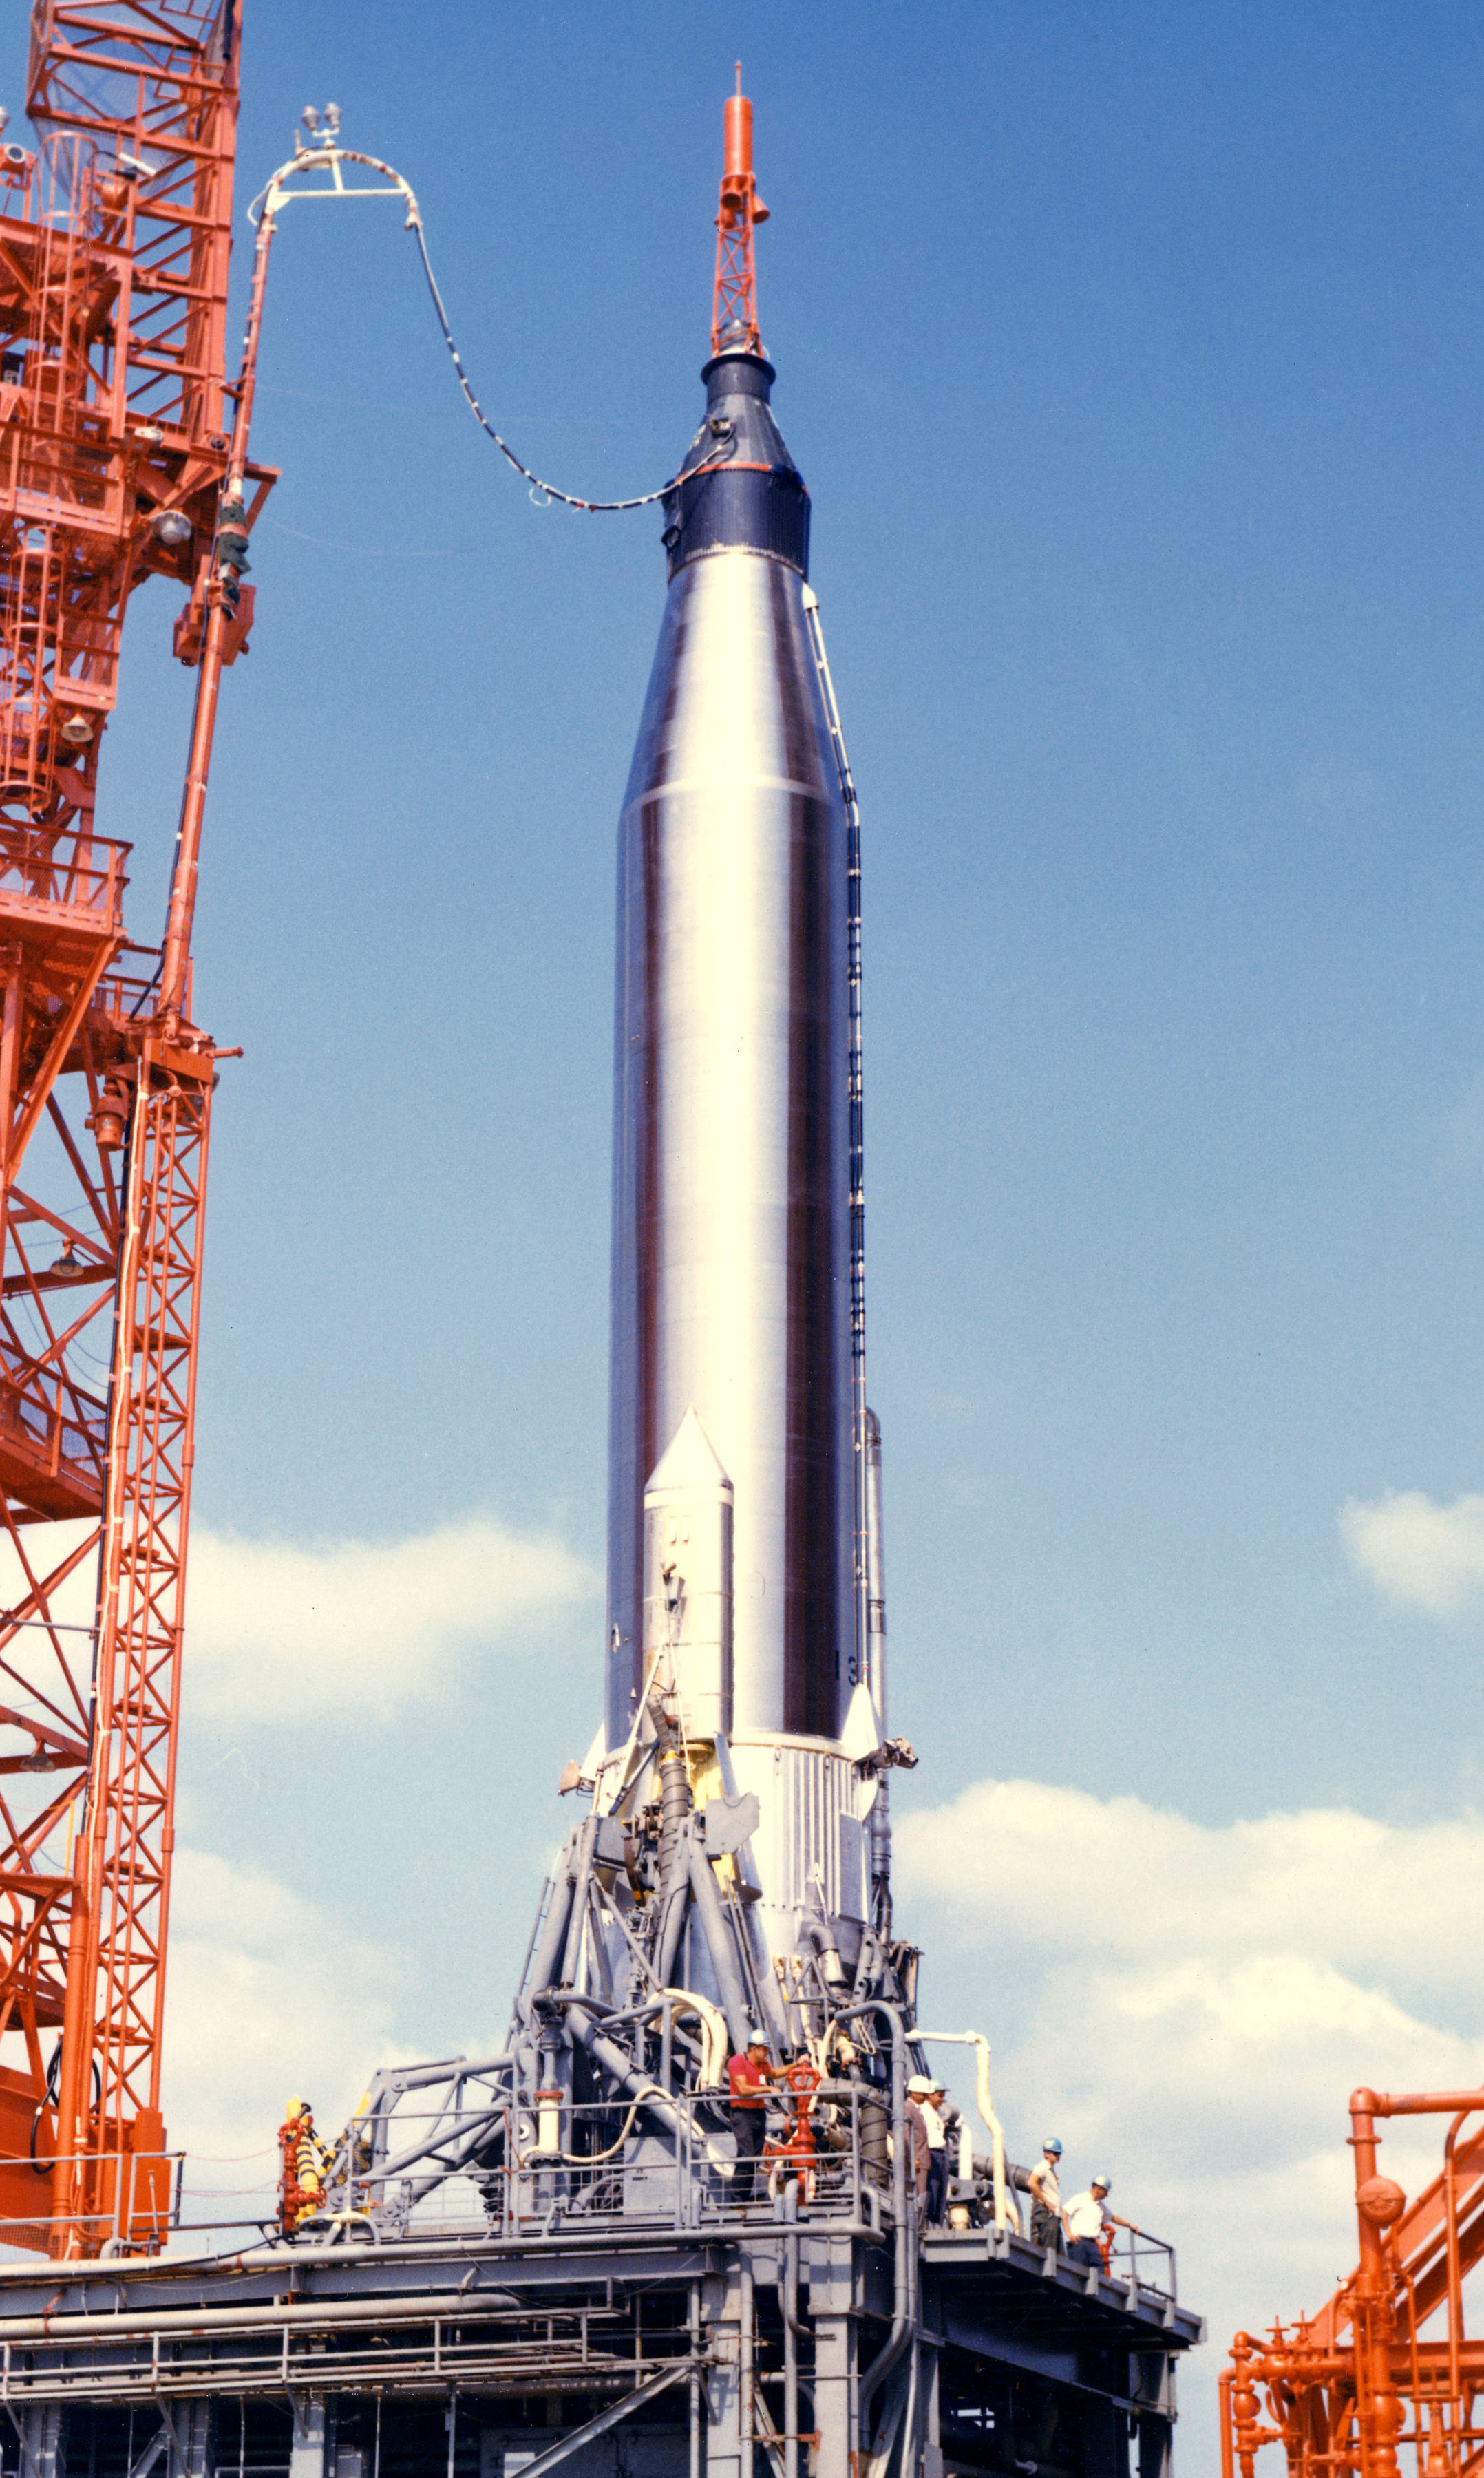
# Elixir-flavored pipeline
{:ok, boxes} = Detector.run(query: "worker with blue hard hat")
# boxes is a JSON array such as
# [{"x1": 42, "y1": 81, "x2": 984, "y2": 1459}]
[{"x1": 1027, "y1": 2137, "x2": 1064, "y2": 2254}]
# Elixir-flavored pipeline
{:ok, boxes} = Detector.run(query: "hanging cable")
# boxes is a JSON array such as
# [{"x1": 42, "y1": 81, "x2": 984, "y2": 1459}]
[
  {"x1": 246, "y1": 134, "x2": 736, "y2": 516},
  {"x1": 405, "y1": 213, "x2": 733, "y2": 512}
]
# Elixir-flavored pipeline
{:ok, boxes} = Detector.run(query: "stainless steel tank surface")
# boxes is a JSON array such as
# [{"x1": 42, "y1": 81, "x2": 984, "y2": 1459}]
[{"x1": 606, "y1": 351, "x2": 853, "y2": 1753}]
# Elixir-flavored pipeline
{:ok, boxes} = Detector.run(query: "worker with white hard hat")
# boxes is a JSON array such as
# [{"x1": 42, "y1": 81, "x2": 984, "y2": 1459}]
[
  {"x1": 1065, "y1": 2172, "x2": 1113, "y2": 2268},
  {"x1": 1027, "y1": 2137, "x2": 1064, "y2": 2254},
  {"x1": 907, "y1": 2074, "x2": 950, "y2": 2225},
  {"x1": 903, "y1": 2075, "x2": 932, "y2": 2214}
]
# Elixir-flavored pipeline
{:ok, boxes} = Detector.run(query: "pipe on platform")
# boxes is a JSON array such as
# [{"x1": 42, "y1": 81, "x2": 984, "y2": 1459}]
[
  {"x1": 559, "y1": 1995, "x2": 734, "y2": 2170},
  {"x1": 837, "y1": 2000, "x2": 914, "y2": 2421},
  {"x1": 559, "y1": 1823, "x2": 597, "y2": 1988},
  {"x1": 620, "y1": 1987, "x2": 728, "y2": 2088},
  {"x1": 690, "y1": 2280, "x2": 703, "y2": 2478},
  {"x1": 777, "y1": 2177, "x2": 816, "y2": 2478},
  {"x1": 0, "y1": 2285, "x2": 525, "y2": 2344},
  {"x1": 740, "y1": 2251, "x2": 755, "y2": 2478},
  {"x1": 801, "y1": 1917, "x2": 847, "y2": 1996},
  {"x1": 687, "y1": 1840, "x2": 754, "y2": 2052},
  {"x1": 915, "y1": 2032, "x2": 1013, "y2": 2232},
  {"x1": 863, "y1": 1407, "x2": 890, "y2": 1924},
  {"x1": 657, "y1": 1879, "x2": 690, "y2": 1989},
  {"x1": 1346, "y1": 2090, "x2": 1403, "y2": 2478},
  {"x1": 522, "y1": 1841, "x2": 579, "y2": 2015}
]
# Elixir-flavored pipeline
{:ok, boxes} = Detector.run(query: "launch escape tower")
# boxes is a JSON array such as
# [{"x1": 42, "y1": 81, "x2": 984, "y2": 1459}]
[{"x1": 0, "y1": 33, "x2": 1202, "y2": 2478}]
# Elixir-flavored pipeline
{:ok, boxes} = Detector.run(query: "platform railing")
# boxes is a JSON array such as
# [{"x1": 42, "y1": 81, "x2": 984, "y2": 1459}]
[
  {"x1": 0, "y1": 2145, "x2": 182, "y2": 2260},
  {"x1": 352, "y1": 2083, "x2": 884, "y2": 2243},
  {"x1": 0, "y1": 822, "x2": 127, "y2": 924},
  {"x1": 0, "y1": 2109, "x2": 1183, "y2": 2300},
  {"x1": 1107, "y1": 2219, "x2": 1177, "y2": 2300},
  {"x1": 0, "y1": 1339, "x2": 106, "y2": 1494}
]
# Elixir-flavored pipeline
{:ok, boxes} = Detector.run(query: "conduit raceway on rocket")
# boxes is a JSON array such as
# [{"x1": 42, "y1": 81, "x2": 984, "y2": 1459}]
[{"x1": 0, "y1": 10, "x2": 1203, "y2": 2478}]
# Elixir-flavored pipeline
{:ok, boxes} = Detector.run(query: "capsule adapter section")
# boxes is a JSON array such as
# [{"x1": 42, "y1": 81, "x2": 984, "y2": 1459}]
[{"x1": 662, "y1": 352, "x2": 809, "y2": 581}]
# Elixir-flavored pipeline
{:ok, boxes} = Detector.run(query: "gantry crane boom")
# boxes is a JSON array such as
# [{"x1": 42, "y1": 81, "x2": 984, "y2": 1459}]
[{"x1": 0, "y1": 0, "x2": 271, "y2": 2256}]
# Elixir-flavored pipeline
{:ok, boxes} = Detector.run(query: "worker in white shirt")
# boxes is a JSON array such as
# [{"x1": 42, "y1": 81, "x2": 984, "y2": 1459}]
[
  {"x1": 907, "y1": 2075, "x2": 950, "y2": 2223},
  {"x1": 1027, "y1": 2137, "x2": 1063, "y2": 2252},
  {"x1": 1064, "y1": 2174, "x2": 1113, "y2": 2268}
]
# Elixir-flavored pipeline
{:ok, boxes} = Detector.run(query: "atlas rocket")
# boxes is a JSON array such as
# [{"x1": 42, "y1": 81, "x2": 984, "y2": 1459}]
[
  {"x1": 576, "y1": 83, "x2": 905, "y2": 2044},
  {"x1": 84, "y1": 96, "x2": 1199, "y2": 2478}
]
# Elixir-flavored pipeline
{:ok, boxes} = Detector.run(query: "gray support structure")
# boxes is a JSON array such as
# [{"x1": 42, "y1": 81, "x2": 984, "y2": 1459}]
[
  {"x1": 0, "y1": 2180, "x2": 1202, "y2": 2478},
  {"x1": 288, "y1": 2399, "x2": 326, "y2": 2478}
]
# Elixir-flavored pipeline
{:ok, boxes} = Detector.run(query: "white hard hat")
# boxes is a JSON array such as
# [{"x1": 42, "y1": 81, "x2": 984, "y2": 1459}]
[{"x1": 907, "y1": 2073, "x2": 935, "y2": 2095}]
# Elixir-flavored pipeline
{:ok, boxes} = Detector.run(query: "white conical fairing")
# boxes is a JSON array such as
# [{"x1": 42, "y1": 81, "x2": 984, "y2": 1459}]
[{"x1": 606, "y1": 517, "x2": 853, "y2": 1756}]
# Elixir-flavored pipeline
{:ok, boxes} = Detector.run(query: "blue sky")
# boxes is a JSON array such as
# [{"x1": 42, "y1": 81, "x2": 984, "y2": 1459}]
[{"x1": 26, "y1": 1, "x2": 1484, "y2": 2457}]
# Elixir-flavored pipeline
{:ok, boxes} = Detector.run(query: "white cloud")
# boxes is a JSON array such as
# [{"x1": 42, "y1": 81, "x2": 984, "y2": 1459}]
[
  {"x1": 1340, "y1": 1487, "x2": 1484, "y2": 1616},
  {"x1": 184, "y1": 1518, "x2": 598, "y2": 1724},
  {"x1": 162, "y1": 1846, "x2": 414, "y2": 2224},
  {"x1": 895, "y1": 1779, "x2": 1484, "y2": 2472},
  {"x1": 0, "y1": 1513, "x2": 597, "y2": 1731},
  {"x1": 900, "y1": 1777, "x2": 1484, "y2": 2004}
]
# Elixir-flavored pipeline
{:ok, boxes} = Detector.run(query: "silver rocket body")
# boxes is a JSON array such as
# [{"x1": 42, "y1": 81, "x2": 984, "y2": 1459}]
[
  {"x1": 606, "y1": 545, "x2": 854, "y2": 1746},
  {"x1": 597, "y1": 351, "x2": 883, "y2": 1984}
]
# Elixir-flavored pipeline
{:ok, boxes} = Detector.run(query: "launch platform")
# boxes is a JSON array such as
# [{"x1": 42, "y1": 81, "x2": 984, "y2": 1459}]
[{"x1": 0, "y1": 2146, "x2": 1199, "y2": 2478}]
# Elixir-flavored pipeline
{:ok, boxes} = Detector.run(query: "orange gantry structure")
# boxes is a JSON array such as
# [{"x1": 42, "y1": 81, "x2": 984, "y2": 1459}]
[
  {"x1": 1225, "y1": 2083, "x2": 1484, "y2": 2478},
  {"x1": 0, "y1": 0, "x2": 268, "y2": 2256}
]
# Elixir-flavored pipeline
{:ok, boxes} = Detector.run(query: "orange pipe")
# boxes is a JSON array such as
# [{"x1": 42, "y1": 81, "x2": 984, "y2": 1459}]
[
  {"x1": 158, "y1": 194, "x2": 277, "y2": 1024},
  {"x1": 1350, "y1": 2094, "x2": 1403, "y2": 2478},
  {"x1": 1355, "y1": 2086, "x2": 1484, "y2": 2119},
  {"x1": 1441, "y1": 2110, "x2": 1476, "y2": 2422}
]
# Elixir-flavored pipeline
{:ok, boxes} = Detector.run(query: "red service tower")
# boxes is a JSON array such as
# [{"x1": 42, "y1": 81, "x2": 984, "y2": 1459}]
[{"x1": 0, "y1": 0, "x2": 269, "y2": 2257}]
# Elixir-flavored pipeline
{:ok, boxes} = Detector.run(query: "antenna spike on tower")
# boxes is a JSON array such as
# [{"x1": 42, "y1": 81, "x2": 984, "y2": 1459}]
[{"x1": 712, "y1": 73, "x2": 767, "y2": 360}]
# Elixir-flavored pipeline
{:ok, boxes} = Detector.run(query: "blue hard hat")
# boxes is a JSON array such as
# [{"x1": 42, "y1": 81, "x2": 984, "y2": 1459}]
[{"x1": 1044, "y1": 2138, "x2": 1063, "y2": 2155}]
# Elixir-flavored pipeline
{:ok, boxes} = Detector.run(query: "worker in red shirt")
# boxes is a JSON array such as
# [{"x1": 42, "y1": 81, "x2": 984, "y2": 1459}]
[{"x1": 727, "y1": 2035, "x2": 781, "y2": 2200}]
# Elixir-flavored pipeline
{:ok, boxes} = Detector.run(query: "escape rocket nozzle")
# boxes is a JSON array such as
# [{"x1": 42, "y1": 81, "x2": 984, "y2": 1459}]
[
  {"x1": 712, "y1": 70, "x2": 767, "y2": 359},
  {"x1": 722, "y1": 90, "x2": 751, "y2": 189}
]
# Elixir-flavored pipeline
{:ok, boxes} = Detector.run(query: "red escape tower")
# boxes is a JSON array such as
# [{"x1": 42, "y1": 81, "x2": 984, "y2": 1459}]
[{"x1": 712, "y1": 67, "x2": 767, "y2": 361}]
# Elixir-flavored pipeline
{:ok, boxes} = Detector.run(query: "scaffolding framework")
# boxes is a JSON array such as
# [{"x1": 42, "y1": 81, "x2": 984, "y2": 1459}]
[{"x1": 0, "y1": 0, "x2": 265, "y2": 2254}]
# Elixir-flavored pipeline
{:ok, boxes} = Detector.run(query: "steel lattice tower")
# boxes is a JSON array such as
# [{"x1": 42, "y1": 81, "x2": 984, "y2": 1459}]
[{"x1": 0, "y1": 0, "x2": 269, "y2": 2257}]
